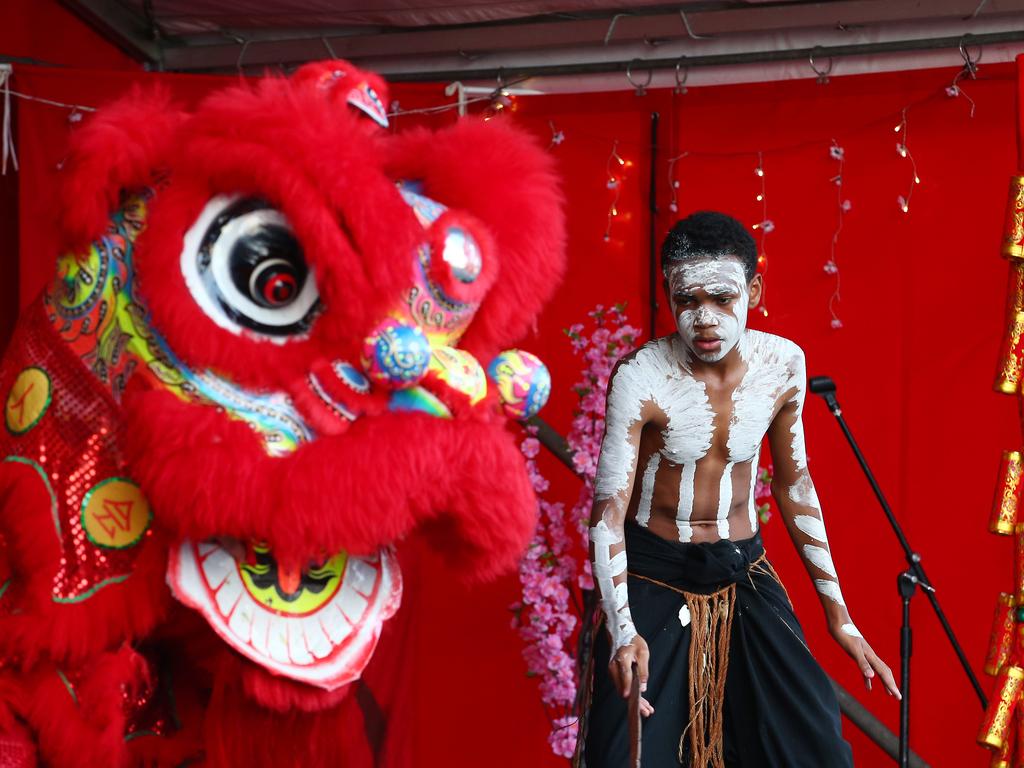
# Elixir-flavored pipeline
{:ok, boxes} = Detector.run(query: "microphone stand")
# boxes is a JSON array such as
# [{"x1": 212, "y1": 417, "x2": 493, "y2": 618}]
[{"x1": 808, "y1": 377, "x2": 987, "y2": 768}]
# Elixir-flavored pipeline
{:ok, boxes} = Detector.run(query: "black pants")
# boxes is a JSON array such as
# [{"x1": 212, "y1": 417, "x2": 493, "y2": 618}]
[{"x1": 583, "y1": 523, "x2": 853, "y2": 768}]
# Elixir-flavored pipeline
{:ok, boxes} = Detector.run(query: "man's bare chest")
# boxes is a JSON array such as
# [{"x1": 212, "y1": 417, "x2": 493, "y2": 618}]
[{"x1": 644, "y1": 361, "x2": 791, "y2": 464}]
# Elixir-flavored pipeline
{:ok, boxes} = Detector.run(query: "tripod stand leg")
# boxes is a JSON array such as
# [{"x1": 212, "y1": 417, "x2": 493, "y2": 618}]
[{"x1": 898, "y1": 572, "x2": 916, "y2": 768}]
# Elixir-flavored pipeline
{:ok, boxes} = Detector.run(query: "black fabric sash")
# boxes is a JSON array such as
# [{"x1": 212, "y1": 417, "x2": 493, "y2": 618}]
[{"x1": 624, "y1": 521, "x2": 764, "y2": 592}]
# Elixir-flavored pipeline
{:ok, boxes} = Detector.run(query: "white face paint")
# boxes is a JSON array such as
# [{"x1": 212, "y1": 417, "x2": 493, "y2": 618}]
[{"x1": 667, "y1": 258, "x2": 750, "y2": 364}]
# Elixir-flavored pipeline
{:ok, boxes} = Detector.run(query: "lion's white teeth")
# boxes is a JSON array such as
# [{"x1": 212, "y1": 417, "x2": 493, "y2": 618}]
[{"x1": 167, "y1": 538, "x2": 402, "y2": 691}]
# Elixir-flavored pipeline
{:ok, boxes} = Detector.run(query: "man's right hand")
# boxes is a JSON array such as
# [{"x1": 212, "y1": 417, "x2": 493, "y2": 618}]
[{"x1": 610, "y1": 635, "x2": 650, "y2": 700}]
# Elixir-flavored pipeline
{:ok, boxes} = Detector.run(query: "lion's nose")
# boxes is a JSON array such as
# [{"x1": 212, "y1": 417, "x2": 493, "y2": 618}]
[{"x1": 287, "y1": 357, "x2": 380, "y2": 437}]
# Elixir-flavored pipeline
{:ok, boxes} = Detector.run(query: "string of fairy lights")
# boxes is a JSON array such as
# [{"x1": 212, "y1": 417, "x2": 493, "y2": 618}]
[
  {"x1": 2, "y1": 53, "x2": 988, "y2": 329},
  {"x1": 750, "y1": 152, "x2": 772, "y2": 318},
  {"x1": 825, "y1": 140, "x2": 850, "y2": 329}
]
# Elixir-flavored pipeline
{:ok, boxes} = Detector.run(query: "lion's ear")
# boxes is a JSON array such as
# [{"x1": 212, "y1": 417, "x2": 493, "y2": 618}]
[
  {"x1": 57, "y1": 86, "x2": 185, "y2": 251},
  {"x1": 385, "y1": 118, "x2": 567, "y2": 359}
]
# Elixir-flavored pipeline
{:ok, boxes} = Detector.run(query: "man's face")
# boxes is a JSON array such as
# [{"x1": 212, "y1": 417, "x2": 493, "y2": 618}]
[{"x1": 665, "y1": 256, "x2": 756, "y2": 364}]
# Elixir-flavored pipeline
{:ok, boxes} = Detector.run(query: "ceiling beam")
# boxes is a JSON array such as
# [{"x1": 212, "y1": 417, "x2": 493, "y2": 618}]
[
  {"x1": 60, "y1": 0, "x2": 161, "y2": 65},
  {"x1": 155, "y1": 0, "x2": 1024, "y2": 73}
]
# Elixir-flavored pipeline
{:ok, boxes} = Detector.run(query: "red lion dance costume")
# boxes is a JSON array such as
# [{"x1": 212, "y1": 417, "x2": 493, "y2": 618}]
[{"x1": 0, "y1": 61, "x2": 565, "y2": 767}]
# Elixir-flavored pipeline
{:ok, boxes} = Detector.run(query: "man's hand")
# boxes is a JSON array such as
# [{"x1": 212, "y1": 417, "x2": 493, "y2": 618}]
[
  {"x1": 829, "y1": 621, "x2": 902, "y2": 699},
  {"x1": 610, "y1": 635, "x2": 654, "y2": 716}
]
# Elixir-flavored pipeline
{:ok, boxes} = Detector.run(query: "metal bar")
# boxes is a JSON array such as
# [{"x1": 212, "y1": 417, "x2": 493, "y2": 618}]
[
  {"x1": 527, "y1": 414, "x2": 931, "y2": 763},
  {"x1": 648, "y1": 111, "x2": 659, "y2": 342},
  {"x1": 381, "y1": 29, "x2": 1024, "y2": 82},
  {"x1": 830, "y1": 679, "x2": 930, "y2": 767},
  {"x1": 58, "y1": 0, "x2": 161, "y2": 64}
]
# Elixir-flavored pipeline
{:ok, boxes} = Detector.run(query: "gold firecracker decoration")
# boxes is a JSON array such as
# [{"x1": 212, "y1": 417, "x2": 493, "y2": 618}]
[
  {"x1": 1004, "y1": 176, "x2": 1024, "y2": 260},
  {"x1": 1016, "y1": 524, "x2": 1024, "y2": 606},
  {"x1": 998, "y1": 177, "x2": 1024, "y2": 393},
  {"x1": 988, "y1": 594, "x2": 1017, "y2": 675},
  {"x1": 980, "y1": 665, "x2": 1024, "y2": 751},
  {"x1": 984, "y1": 174, "x2": 1024, "y2": 762},
  {"x1": 996, "y1": 311, "x2": 1024, "y2": 395},
  {"x1": 994, "y1": 452, "x2": 1024, "y2": 534},
  {"x1": 1016, "y1": 698, "x2": 1024, "y2": 767}
]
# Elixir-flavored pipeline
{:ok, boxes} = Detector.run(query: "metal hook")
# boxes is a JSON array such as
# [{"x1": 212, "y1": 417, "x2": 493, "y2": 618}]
[
  {"x1": 679, "y1": 10, "x2": 712, "y2": 40},
  {"x1": 809, "y1": 46, "x2": 833, "y2": 84},
  {"x1": 965, "y1": 0, "x2": 990, "y2": 20},
  {"x1": 321, "y1": 36, "x2": 337, "y2": 59},
  {"x1": 959, "y1": 34, "x2": 982, "y2": 78},
  {"x1": 444, "y1": 81, "x2": 468, "y2": 117},
  {"x1": 626, "y1": 59, "x2": 653, "y2": 96},
  {"x1": 235, "y1": 35, "x2": 251, "y2": 75},
  {"x1": 674, "y1": 56, "x2": 689, "y2": 95},
  {"x1": 604, "y1": 13, "x2": 626, "y2": 46}
]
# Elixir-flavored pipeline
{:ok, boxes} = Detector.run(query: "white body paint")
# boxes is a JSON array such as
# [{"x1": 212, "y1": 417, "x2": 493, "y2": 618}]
[
  {"x1": 636, "y1": 453, "x2": 661, "y2": 528},
  {"x1": 815, "y1": 579, "x2": 846, "y2": 606},
  {"x1": 594, "y1": 337, "x2": 714, "y2": 502},
  {"x1": 841, "y1": 623, "x2": 863, "y2": 638},
  {"x1": 717, "y1": 462, "x2": 734, "y2": 539},
  {"x1": 589, "y1": 250, "x2": 853, "y2": 652},
  {"x1": 590, "y1": 520, "x2": 637, "y2": 651},
  {"x1": 747, "y1": 447, "x2": 761, "y2": 530},
  {"x1": 794, "y1": 515, "x2": 828, "y2": 543},
  {"x1": 677, "y1": 463, "x2": 697, "y2": 543},
  {"x1": 804, "y1": 545, "x2": 838, "y2": 579}
]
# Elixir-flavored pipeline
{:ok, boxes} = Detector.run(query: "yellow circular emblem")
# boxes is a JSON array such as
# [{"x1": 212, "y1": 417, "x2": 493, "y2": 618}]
[
  {"x1": 81, "y1": 478, "x2": 152, "y2": 549},
  {"x1": 240, "y1": 546, "x2": 347, "y2": 616},
  {"x1": 5, "y1": 367, "x2": 51, "y2": 435}
]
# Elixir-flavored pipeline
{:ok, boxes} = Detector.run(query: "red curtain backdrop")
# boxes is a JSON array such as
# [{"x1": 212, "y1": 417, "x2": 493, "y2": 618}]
[{"x1": 6, "y1": 4, "x2": 1024, "y2": 764}]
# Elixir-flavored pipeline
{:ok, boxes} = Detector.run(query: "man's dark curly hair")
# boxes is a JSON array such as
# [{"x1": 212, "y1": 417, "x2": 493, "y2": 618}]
[{"x1": 660, "y1": 210, "x2": 758, "y2": 282}]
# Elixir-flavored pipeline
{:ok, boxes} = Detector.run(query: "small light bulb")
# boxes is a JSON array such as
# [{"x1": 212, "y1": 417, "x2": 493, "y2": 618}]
[
  {"x1": 756, "y1": 194, "x2": 764, "y2": 202},
  {"x1": 617, "y1": 156, "x2": 626, "y2": 166},
  {"x1": 900, "y1": 149, "x2": 907, "y2": 158},
  {"x1": 760, "y1": 307, "x2": 769, "y2": 317},
  {"x1": 752, "y1": 223, "x2": 760, "y2": 230},
  {"x1": 755, "y1": 167, "x2": 764, "y2": 177},
  {"x1": 901, "y1": 204, "x2": 909, "y2": 213},
  {"x1": 894, "y1": 124, "x2": 902, "y2": 132},
  {"x1": 611, "y1": 207, "x2": 618, "y2": 216},
  {"x1": 914, "y1": 176, "x2": 921, "y2": 184}
]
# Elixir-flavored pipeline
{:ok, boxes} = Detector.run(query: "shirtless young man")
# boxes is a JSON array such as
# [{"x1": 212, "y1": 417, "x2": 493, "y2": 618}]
[{"x1": 583, "y1": 211, "x2": 899, "y2": 767}]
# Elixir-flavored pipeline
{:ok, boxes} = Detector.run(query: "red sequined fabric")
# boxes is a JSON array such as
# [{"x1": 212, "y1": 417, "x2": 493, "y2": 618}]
[{"x1": 0, "y1": 302, "x2": 151, "y2": 604}]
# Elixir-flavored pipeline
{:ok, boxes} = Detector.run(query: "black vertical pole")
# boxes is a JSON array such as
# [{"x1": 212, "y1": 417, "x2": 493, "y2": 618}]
[{"x1": 648, "y1": 111, "x2": 659, "y2": 341}]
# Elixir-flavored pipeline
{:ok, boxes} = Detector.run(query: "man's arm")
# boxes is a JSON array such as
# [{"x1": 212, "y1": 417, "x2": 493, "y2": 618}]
[
  {"x1": 590, "y1": 356, "x2": 653, "y2": 708},
  {"x1": 766, "y1": 346, "x2": 900, "y2": 698}
]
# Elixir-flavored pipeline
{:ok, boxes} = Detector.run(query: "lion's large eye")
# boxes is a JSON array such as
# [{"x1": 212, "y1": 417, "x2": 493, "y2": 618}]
[{"x1": 181, "y1": 196, "x2": 320, "y2": 340}]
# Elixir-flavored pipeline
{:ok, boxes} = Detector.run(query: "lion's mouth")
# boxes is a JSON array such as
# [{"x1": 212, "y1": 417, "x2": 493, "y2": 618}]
[{"x1": 167, "y1": 538, "x2": 401, "y2": 691}]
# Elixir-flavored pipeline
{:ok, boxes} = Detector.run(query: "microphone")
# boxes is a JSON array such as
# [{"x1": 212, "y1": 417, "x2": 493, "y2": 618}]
[{"x1": 808, "y1": 375, "x2": 841, "y2": 414}]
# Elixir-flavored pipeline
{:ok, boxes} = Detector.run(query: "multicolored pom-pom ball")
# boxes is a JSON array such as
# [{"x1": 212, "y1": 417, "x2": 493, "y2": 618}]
[
  {"x1": 487, "y1": 349, "x2": 551, "y2": 420},
  {"x1": 362, "y1": 319, "x2": 432, "y2": 389}
]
